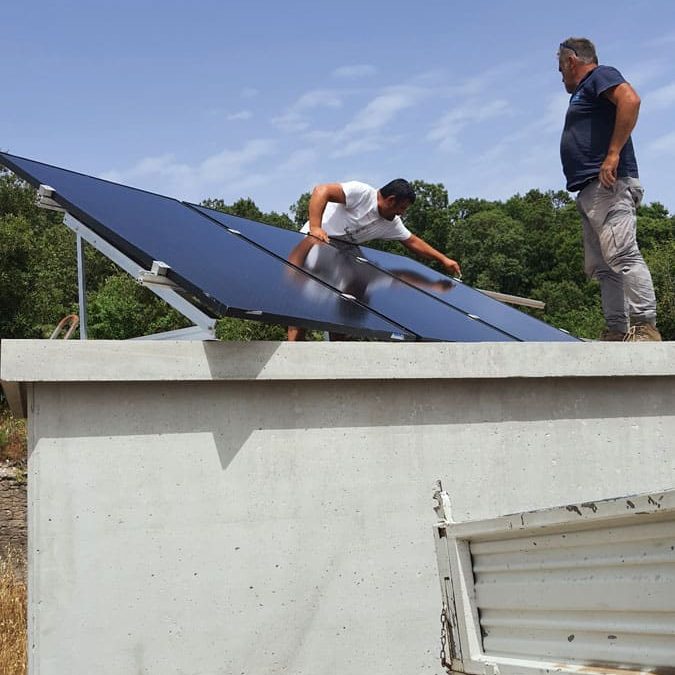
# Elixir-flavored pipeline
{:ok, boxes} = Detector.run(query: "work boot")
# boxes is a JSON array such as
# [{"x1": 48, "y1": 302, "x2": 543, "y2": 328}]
[
  {"x1": 598, "y1": 328, "x2": 626, "y2": 341},
  {"x1": 623, "y1": 323, "x2": 662, "y2": 342}
]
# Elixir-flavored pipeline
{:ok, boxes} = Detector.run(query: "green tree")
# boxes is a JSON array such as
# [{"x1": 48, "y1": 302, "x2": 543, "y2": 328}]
[
  {"x1": 0, "y1": 171, "x2": 83, "y2": 337},
  {"x1": 448, "y1": 208, "x2": 531, "y2": 295},
  {"x1": 404, "y1": 181, "x2": 452, "y2": 258},
  {"x1": 645, "y1": 241, "x2": 675, "y2": 340},
  {"x1": 201, "y1": 197, "x2": 296, "y2": 231},
  {"x1": 289, "y1": 192, "x2": 310, "y2": 229},
  {"x1": 215, "y1": 317, "x2": 287, "y2": 341},
  {"x1": 87, "y1": 274, "x2": 190, "y2": 339},
  {"x1": 0, "y1": 214, "x2": 33, "y2": 337}
]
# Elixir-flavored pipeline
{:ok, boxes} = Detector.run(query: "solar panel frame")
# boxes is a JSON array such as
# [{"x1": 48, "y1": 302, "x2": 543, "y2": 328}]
[
  {"x1": 0, "y1": 152, "x2": 417, "y2": 340},
  {"x1": 191, "y1": 205, "x2": 519, "y2": 342}
]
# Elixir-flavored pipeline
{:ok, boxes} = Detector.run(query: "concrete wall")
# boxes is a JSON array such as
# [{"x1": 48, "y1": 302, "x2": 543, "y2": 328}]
[{"x1": 1, "y1": 340, "x2": 674, "y2": 675}]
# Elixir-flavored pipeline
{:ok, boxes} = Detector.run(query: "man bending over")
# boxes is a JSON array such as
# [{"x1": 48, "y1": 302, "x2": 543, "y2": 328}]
[{"x1": 288, "y1": 178, "x2": 461, "y2": 341}]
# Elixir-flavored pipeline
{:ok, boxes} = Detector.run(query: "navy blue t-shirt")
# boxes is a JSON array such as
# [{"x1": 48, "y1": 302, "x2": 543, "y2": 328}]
[{"x1": 560, "y1": 65, "x2": 639, "y2": 191}]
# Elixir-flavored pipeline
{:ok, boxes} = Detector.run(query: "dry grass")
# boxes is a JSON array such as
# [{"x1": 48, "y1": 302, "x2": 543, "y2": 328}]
[
  {"x1": 0, "y1": 409, "x2": 27, "y2": 465},
  {"x1": 0, "y1": 551, "x2": 27, "y2": 675}
]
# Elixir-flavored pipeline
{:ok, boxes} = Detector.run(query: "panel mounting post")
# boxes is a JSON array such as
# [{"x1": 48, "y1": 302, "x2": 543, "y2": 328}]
[{"x1": 76, "y1": 232, "x2": 88, "y2": 339}]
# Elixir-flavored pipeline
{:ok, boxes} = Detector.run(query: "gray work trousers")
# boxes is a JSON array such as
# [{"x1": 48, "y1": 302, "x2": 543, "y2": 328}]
[{"x1": 576, "y1": 177, "x2": 657, "y2": 333}]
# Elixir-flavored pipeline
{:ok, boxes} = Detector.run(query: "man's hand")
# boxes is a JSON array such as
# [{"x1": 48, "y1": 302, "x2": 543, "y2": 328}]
[
  {"x1": 309, "y1": 226, "x2": 330, "y2": 243},
  {"x1": 402, "y1": 234, "x2": 462, "y2": 277},
  {"x1": 307, "y1": 184, "x2": 346, "y2": 244},
  {"x1": 599, "y1": 150, "x2": 620, "y2": 188},
  {"x1": 442, "y1": 257, "x2": 461, "y2": 278}
]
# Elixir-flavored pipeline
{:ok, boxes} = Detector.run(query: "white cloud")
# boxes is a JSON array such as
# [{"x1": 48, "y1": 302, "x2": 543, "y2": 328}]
[
  {"x1": 464, "y1": 93, "x2": 566, "y2": 172},
  {"x1": 427, "y1": 99, "x2": 511, "y2": 151},
  {"x1": 644, "y1": 82, "x2": 675, "y2": 111},
  {"x1": 272, "y1": 111, "x2": 310, "y2": 133},
  {"x1": 294, "y1": 89, "x2": 343, "y2": 110},
  {"x1": 331, "y1": 64, "x2": 377, "y2": 79},
  {"x1": 646, "y1": 130, "x2": 675, "y2": 156},
  {"x1": 296, "y1": 85, "x2": 426, "y2": 159},
  {"x1": 340, "y1": 86, "x2": 423, "y2": 135},
  {"x1": 278, "y1": 148, "x2": 319, "y2": 171},
  {"x1": 302, "y1": 129, "x2": 334, "y2": 143},
  {"x1": 626, "y1": 59, "x2": 670, "y2": 88},
  {"x1": 272, "y1": 88, "x2": 343, "y2": 133},
  {"x1": 541, "y1": 92, "x2": 570, "y2": 132},
  {"x1": 646, "y1": 31, "x2": 675, "y2": 47},
  {"x1": 100, "y1": 139, "x2": 277, "y2": 201},
  {"x1": 226, "y1": 110, "x2": 253, "y2": 121},
  {"x1": 330, "y1": 136, "x2": 388, "y2": 159},
  {"x1": 200, "y1": 141, "x2": 275, "y2": 176},
  {"x1": 222, "y1": 173, "x2": 271, "y2": 196},
  {"x1": 444, "y1": 61, "x2": 525, "y2": 99}
]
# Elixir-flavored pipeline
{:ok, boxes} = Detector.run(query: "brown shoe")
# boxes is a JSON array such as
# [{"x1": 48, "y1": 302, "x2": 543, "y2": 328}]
[
  {"x1": 598, "y1": 328, "x2": 626, "y2": 341},
  {"x1": 624, "y1": 323, "x2": 662, "y2": 342}
]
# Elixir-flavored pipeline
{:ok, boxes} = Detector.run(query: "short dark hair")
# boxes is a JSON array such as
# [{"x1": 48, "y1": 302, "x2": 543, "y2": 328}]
[
  {"x1": 559, "y1": 37, "x2": 598, "y2": 65},
  {"x1": 380, "y1": 178, "x2": 416, "y2": 204}
]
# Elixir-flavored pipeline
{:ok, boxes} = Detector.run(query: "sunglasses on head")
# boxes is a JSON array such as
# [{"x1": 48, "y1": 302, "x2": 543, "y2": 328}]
[{"x1": 559, "y1": 41, "x2": 579, "y2": 55}]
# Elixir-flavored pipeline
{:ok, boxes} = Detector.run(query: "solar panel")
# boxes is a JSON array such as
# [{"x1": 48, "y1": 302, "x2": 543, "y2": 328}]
[
  {"x1": 0, "y1": 153, "x2": 415, "y2": 340},
  {"x1": 351, "y1": 246, "x2": 578, "y2": 342},
  {"x1": 193, "y1": 206, "x2": 577, "y2": 342},
  {"x1": 0, "y1": 152, "x2": 579, "y2": 342},
  {"x1": 192, "y1": 206, "x2": 515, "y2": 342}
]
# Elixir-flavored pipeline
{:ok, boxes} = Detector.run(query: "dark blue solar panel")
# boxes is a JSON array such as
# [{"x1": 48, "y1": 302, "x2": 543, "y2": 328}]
[
  {"x1": 1, "y1": 152, "x2": 579, "y2": 342},
  {"x1": 192, "y1": 206, "x2": 516, "y2": 342},
  {"x1": 192, "y1": 206, "x2": 578, "y2": 342},
  {"x1": 355, "y1": 246, "x2": 579, "y2": 342},
  {"x1": 0, "y1": 152, "x2": 415, "y2": 339}
]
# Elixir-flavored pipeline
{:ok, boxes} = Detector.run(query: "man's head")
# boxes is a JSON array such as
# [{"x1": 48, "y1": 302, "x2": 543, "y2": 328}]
[
  {"x1": 558, "y1": 37, "x2": 598, "y2": 93},
  {"x1": 377, "y1": 178, "x2": 416, "y2": 220}
]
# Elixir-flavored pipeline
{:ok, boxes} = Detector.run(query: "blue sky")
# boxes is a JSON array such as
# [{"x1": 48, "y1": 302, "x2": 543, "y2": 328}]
[{"x1": 3, "y1": 0, "x2": 675, "y2": 215}]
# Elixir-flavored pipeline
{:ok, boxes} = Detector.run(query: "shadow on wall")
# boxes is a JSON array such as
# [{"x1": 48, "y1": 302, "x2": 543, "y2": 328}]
[{"x1": 31, "y1": 375, "x2": 675, "y2": 473}]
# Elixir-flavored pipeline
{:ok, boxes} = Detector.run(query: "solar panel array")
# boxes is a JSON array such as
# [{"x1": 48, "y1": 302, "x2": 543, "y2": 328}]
[{"x1": 0, "y1": 152, "x2": 578, "y2": 342}]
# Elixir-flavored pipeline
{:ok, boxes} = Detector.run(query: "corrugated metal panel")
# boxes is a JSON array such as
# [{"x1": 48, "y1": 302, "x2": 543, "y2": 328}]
[{"x1": 471, "y1": 519, "x2": 675, "y2": 667}]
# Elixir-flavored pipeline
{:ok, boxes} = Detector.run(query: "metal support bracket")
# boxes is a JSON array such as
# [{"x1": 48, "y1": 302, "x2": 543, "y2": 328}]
[
  {"x1": 36, "y1": 184, "x2": 66, "y2": 212},
  {"x1": 137, "y1": 261, "x2": 179, "y2": 288},
  {"x1": 54, "y1": 212, "x2": 218, "y2": 340}
]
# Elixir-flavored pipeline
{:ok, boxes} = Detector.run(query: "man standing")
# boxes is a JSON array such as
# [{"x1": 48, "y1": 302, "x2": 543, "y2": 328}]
[
  {"x1": 287, "y1": 178, "x2": 461, "y2": 341},
  {"x1": 558, "y1": 37, "x2": 661, "y2": 341}
]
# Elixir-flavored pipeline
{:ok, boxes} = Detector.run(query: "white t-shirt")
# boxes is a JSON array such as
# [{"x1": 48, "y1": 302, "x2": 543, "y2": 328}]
[{"x1": 300, "y1": 181, "x2": 412, "y2": 244}]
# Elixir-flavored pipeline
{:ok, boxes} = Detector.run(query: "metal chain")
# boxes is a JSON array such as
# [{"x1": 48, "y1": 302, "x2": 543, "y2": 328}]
[{"x1": 439, "y1": 605, "x2": 453, "y2": 673}]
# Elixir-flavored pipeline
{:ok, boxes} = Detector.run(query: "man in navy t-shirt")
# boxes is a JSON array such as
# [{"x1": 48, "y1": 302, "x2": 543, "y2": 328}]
[{"x1": 558, "y1": 37, "x2": 660, "y2": 341}]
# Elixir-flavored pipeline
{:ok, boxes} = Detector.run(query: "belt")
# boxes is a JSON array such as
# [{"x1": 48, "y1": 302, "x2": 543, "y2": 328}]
[{"x1": 570, "y1": 176, "x2": 598, "y2": 192}]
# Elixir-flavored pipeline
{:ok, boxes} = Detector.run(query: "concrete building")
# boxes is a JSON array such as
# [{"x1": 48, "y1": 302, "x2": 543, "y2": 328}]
[{"x1": 1, "y1": 339, "x2": 674, "y2": 674}]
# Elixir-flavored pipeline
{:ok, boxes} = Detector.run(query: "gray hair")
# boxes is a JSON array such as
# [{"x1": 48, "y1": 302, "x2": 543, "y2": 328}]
[{"x1": 558, "y1": 37, "x2": 598, "y2": 65}]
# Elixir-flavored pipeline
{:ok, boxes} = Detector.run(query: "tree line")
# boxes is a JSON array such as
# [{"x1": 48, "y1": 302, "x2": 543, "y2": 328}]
[{"x1": 1, "y1": 169, "x2": 673, "y2": 342}]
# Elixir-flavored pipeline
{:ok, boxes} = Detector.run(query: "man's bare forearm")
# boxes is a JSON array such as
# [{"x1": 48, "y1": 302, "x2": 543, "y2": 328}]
[
  {"x1": 403, "y1": 235, "x2": 461, "y2": 276},
  {"x1": 307, "y1": 183, "x2": 346, "y2": 242},
  {"x1": 308, "y1": 187, "x2": 331, "y2": 236},
  {"x1": 609, "y1": 96, "x2": 640, "y2": 156}
]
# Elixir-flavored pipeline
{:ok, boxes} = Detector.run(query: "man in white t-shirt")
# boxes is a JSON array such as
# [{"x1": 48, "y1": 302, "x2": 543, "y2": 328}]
[{"x1": 288, "y1": 178, "x2": 461, "y2": 341}]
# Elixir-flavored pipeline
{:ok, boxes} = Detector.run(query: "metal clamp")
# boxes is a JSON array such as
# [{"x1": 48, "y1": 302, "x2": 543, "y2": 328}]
[
  {"x1": 137, "y1": 261, "x2": 178, "y2": 288},
  {"x1": 37, "y1": 184, "x2": 66, "y2": 212}
]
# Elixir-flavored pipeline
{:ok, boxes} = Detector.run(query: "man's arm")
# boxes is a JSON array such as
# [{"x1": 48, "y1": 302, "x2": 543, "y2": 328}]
[
  {"x1": 600, "y1": 82, "x2": 641, "y2": 188},
  {"x1": 401, "y1": 234, "x2": 461, "y2": 277},
  {"x1": 308, "y1": 183, "x2": 346, "y2": 242}
]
